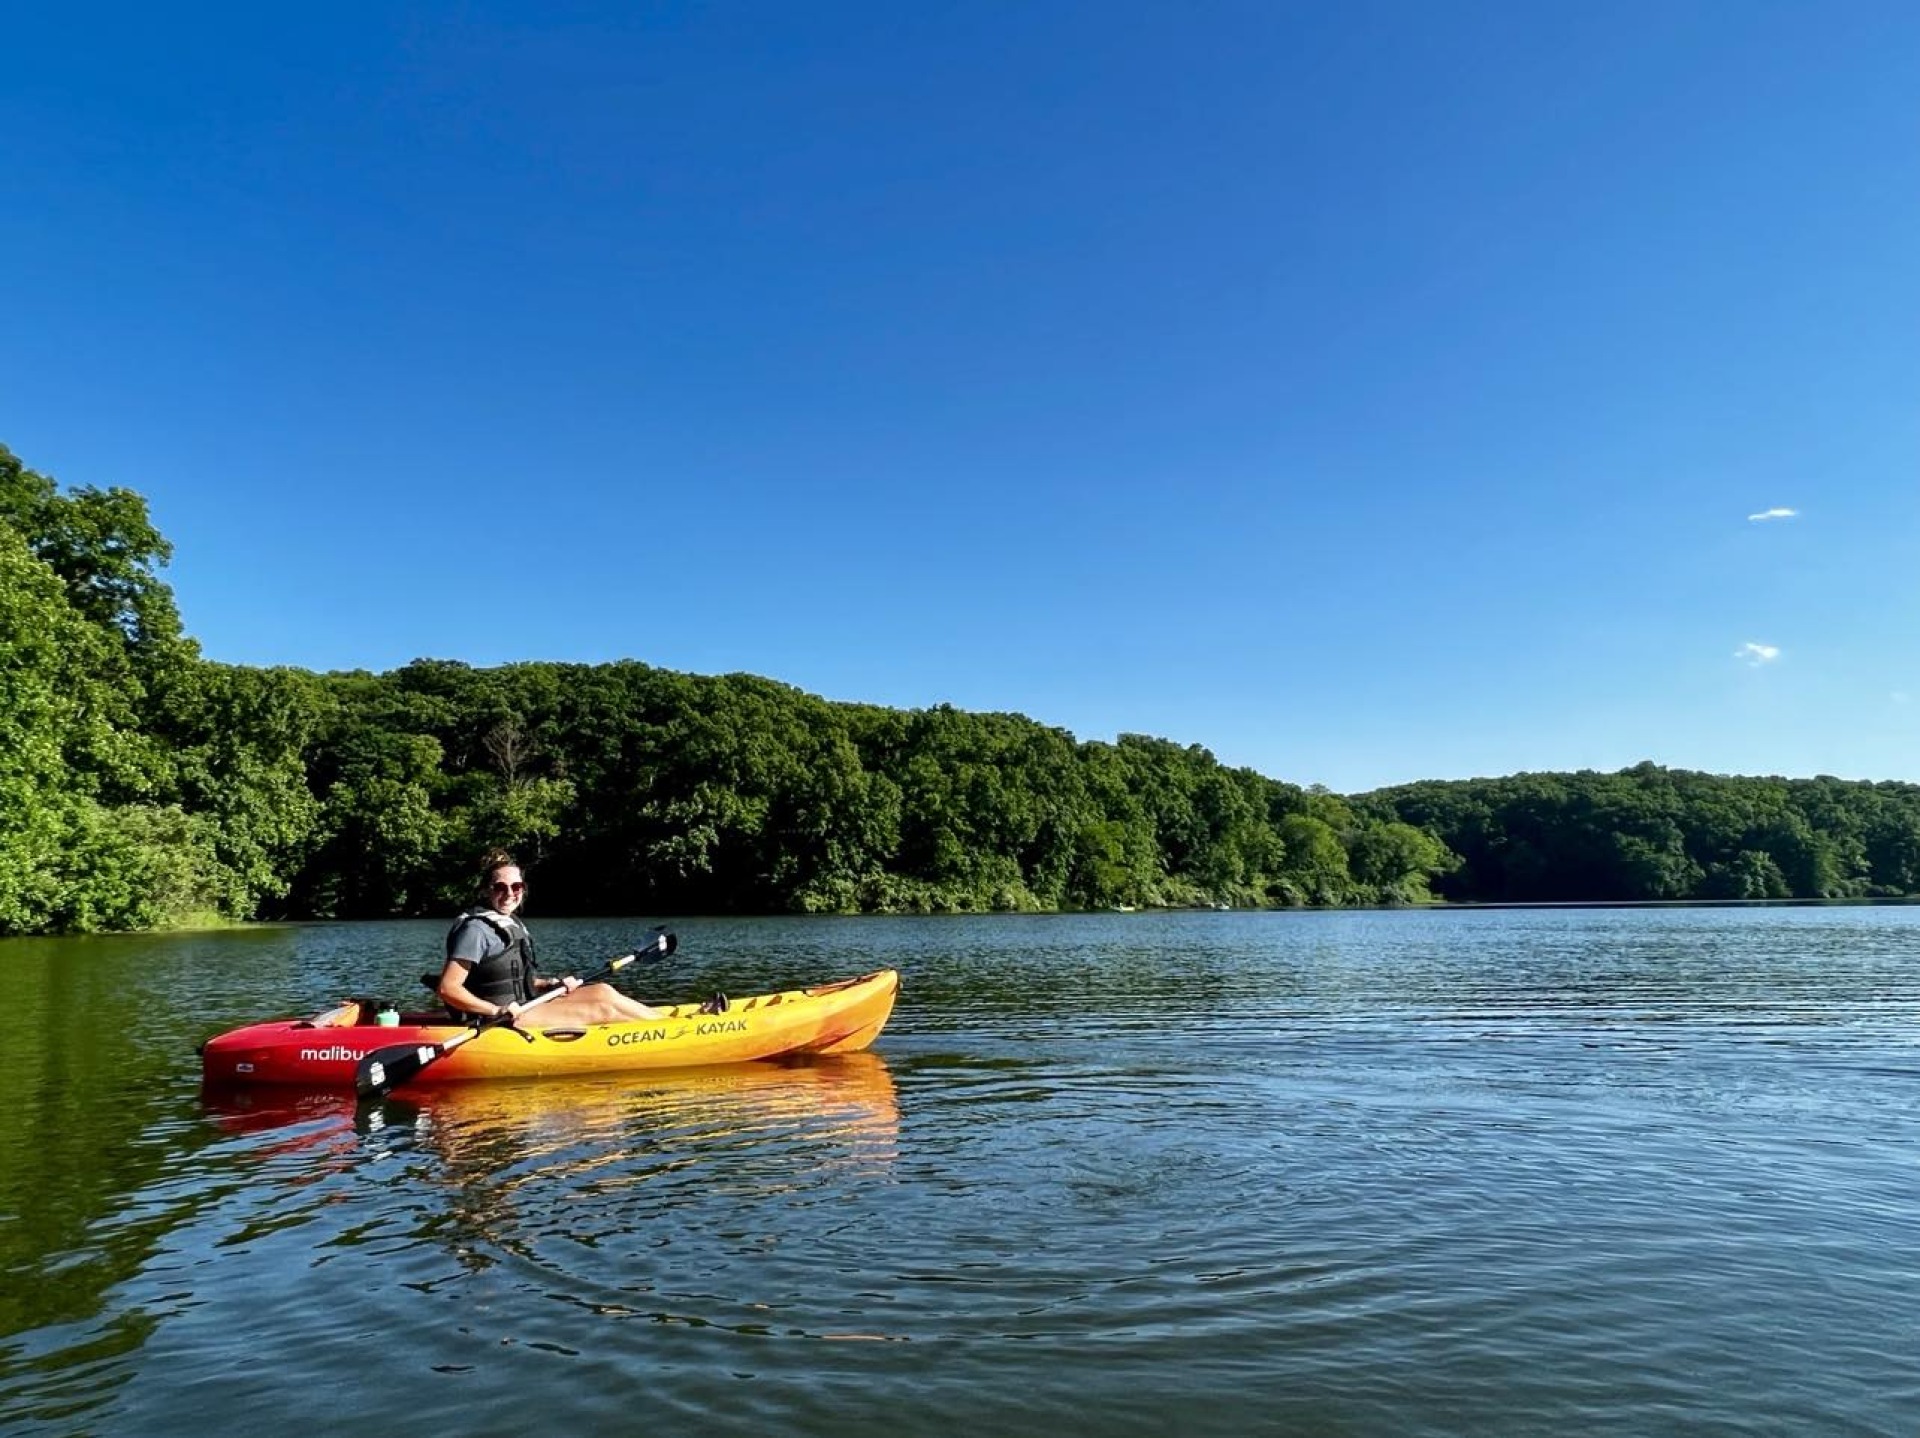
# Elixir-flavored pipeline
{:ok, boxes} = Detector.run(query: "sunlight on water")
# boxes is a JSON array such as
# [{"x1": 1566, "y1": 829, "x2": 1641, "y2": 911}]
[{"x1": 4, "y1": 908, "x2": 1920, "y2": 1435}]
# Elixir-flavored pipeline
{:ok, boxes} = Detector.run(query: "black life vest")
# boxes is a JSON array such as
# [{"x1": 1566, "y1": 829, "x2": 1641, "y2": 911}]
[{"x1": 446, "y1": 908, "x2": 541, "y2": 1006}]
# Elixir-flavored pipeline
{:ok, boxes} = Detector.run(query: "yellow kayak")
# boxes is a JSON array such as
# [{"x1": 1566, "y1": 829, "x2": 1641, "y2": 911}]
[{"x1": 201, "y1": 969, "x2": 901, "y2": 1088}]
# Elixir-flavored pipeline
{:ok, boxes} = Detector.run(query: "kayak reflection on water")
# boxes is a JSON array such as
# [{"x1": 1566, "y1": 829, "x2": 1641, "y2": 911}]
[{"x1": 201, "y1": 1051, "x2": 901, "y2": 1153}]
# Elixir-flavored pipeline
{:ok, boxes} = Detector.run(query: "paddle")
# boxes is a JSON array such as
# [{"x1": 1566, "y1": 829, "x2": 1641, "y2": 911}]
[{"x1": 354, "y1": 928, "x2": 678, "y2": 1101}]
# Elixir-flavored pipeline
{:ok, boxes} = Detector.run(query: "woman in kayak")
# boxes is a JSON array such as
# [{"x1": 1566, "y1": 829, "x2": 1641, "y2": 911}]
[{"x1": 438, "y1": 850, "x2": 665, "y2": 1026}]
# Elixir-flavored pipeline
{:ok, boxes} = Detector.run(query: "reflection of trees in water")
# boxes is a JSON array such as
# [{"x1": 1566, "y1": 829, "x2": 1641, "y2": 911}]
[
  {"x1": 1, "y1": 936, "x2": 249, "y2": 1350},
  {"x1": 0, "y1": 933, "x2": 309, "y2": 1429}
]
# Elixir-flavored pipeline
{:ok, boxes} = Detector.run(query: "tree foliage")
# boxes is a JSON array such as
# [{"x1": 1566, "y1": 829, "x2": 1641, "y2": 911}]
[
  {"x1": 0, "y1": 445, "x2": 305, "y2": 931},
  {"x1": 1357, "y1": 763, "x2": 1920, "y2": 904}
]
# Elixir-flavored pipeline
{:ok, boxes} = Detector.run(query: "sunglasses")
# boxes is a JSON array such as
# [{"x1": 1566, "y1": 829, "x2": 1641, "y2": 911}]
[{"x1": 491, "y1": 880, "x2": 526, "y2": 895}]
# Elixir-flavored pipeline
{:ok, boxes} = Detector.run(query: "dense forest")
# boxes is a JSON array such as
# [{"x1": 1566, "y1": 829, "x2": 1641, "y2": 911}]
[{"x1": 5, "y1": 440, "x2": 1919, "y2": 935}]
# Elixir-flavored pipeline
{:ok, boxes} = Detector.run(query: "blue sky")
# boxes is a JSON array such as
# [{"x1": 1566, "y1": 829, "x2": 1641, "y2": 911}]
[{"x1": 5, "y1": 1, "x2": 1917, "y2": 793}]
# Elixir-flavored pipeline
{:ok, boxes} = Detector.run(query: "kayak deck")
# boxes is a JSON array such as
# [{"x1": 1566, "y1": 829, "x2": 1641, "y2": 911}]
[{"x1": 201, "y1": 968, "x2": 900, "y2": 1088}]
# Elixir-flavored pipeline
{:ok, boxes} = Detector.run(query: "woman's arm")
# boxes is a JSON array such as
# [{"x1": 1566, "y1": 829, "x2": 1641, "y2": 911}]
[{"x1": 437, "y1": 959, "x2": 510, "y2": 1019}]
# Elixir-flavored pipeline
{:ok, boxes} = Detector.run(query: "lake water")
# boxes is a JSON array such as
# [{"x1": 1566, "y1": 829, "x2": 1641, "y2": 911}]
[{"x1": 3, "y1": 907, "x2": 1919, "y2": 1436}]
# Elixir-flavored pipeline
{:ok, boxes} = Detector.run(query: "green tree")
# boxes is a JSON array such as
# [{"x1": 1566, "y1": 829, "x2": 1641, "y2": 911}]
[
  {"x1": 1349, "y1": 819, "x2": 1458, "y2": 903},
  {"x1": 0, "y1": 523, "x2": 171, "y2": 931},
  {"x1": 1274, "y1": 813, "x2": 1353, "y2": 905},
  {"x1": 153, "y1": 663, "x2": 326, "y2": 916}
]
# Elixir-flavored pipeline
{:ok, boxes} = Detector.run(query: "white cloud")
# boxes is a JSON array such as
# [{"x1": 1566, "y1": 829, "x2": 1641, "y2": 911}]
[
  {"x1": 1747, "y1": 507, "x2": 1799, "y2": 522},
  {"x1": 1735, "y1": 642, "x2": 1781, "y2": 665}
]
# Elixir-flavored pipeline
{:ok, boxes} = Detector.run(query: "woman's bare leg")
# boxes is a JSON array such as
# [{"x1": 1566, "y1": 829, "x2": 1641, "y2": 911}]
[{"x1": 527, "y1": 983, "x2": 663, "y2": 1025}]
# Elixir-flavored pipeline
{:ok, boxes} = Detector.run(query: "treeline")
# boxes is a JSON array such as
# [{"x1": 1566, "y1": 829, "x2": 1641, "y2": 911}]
[
  {"x1": 6, "y1": 442, "x2": 1920, "y2": 935},
  {"x1": 286, "y1": 662, "x2": 1456, "y2": 920},
  {"x1": 0, "y1": 444, "x2": 1453, "y2": 934},
  {"x1": 1361, "y1": 764, "x2": 1920, "y2": 903}
]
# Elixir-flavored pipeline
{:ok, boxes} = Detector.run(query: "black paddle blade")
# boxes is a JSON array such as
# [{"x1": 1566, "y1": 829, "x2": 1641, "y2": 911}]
[
  {"x1": 612, "y1": 929, "x2": 675, "y2": 973},
  {"x1": 355, "y1": 1041, "x2": 442, "y2": 1101}
]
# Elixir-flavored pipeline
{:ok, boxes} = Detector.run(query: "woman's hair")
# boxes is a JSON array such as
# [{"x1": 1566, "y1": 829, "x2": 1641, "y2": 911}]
[{"x1": 475, "y1": 847, "x2": 523, "y2": 905}]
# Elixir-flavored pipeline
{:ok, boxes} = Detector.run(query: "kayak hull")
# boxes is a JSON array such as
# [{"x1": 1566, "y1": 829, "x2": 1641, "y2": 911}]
[{"x1": 201, "y1": 969, "x2": 900, "y2": 1089}]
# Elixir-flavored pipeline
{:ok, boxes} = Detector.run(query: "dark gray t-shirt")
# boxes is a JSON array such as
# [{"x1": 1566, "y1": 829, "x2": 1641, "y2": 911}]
[{"x1": 448, "y1": 909, "x2": 528, "y2": 966}]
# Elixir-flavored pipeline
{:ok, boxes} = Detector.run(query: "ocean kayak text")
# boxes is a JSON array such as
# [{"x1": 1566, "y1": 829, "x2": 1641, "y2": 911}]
[{"x1": 607, "y1": 1018, "x2": 748, "y2": 1046}]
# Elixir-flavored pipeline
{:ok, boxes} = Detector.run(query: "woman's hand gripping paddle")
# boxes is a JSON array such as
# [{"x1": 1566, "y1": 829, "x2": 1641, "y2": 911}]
[{"x1": 355, "y1": 929, "x2": 677, "y2": 1101}]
